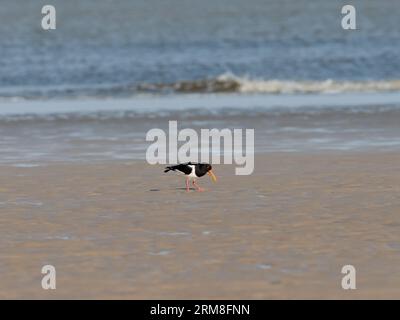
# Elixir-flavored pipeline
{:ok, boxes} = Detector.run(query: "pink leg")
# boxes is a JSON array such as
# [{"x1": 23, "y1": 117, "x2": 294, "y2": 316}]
[
  {"x1": 193, "y1": 180, "x2": 205, "y2": 192},
  {"x1": 185, "y1": 177, "x2": 190, "y2": 192}
]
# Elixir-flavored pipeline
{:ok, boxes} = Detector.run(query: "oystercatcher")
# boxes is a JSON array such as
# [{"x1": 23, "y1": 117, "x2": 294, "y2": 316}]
[{"x1": 164, "y1": 162, "x2": 217, "y2": 192}]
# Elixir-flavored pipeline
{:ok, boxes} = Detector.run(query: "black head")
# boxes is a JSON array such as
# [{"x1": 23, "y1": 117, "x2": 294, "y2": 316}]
[{"x1": 195, "y1": 163, "x2": 212, "y2": 177}]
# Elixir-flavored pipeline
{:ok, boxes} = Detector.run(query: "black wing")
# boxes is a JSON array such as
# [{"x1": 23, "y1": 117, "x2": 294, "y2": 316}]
[{"x1": 164, "y1": 163, "x2": 195, "y2": 175}]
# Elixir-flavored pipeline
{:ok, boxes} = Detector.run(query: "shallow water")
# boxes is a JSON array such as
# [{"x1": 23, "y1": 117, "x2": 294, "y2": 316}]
[{"x1": 1, "y1": 94, "x2": 400, "y2": 165}]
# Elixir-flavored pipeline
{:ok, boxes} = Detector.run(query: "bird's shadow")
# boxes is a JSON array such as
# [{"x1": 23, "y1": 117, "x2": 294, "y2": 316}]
[{"x1": 148, "y1": 188, "x2": 196, "y2": 191}]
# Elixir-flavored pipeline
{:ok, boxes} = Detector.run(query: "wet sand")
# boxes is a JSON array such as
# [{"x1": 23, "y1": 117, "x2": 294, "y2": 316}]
[{"x1": 1, "y1": 152, "x2": 400, "y2": 299}]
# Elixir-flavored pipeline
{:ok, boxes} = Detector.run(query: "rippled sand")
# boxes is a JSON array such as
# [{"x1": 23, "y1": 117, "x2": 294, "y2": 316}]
[{"x1": 1, "y1": 153, "x2": 400, "y2": 299}]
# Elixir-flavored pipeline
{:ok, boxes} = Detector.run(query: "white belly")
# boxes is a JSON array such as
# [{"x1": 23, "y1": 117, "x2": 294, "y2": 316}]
[{"x1": 188, "y1": 165, "x2": 197, "y2": 178}]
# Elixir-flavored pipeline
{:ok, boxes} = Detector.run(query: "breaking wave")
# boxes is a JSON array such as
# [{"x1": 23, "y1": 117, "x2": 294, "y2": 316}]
[
  {"x1": 2, "y1": 74, "x2": 400, "y2": 100},
  {"x1": 138, "y1": 74, "x2": 400, "y2": 94}
]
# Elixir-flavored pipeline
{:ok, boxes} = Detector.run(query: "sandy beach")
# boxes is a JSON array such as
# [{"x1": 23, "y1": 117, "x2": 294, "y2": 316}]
[{"x1": 1, "y1": 152, "x2": 400, "y2": 299}]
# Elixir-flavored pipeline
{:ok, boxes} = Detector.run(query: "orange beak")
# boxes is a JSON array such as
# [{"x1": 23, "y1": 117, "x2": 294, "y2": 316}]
[{"x1": 208, "y1": 170, "x2": 217, "y2": 182}]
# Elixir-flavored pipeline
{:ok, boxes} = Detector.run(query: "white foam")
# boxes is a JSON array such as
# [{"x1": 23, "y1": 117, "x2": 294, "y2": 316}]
[{"x1": 216, "y1": 73, "x2": 400, "y2": 94}]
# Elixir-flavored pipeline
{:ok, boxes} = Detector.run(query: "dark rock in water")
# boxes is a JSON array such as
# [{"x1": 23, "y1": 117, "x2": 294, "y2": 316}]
[
  {"x1": 175, "y1": 78, "x2": 240, "y2": 93},
  {"x1": 138, "y1": 78, "x2": 241, "y2": 94}
]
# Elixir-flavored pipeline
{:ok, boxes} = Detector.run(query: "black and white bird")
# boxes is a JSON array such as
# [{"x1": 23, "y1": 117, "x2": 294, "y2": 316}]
[{"x1": 164, "y1": 162, "x2": 217, "y2": 192}]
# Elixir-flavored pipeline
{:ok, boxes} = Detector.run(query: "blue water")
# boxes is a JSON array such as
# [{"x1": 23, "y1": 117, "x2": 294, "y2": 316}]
[
  {"x1": 1, "y1": 0, "x2": 400, "y2": 98},
  {"x1": 1, "y1": 0, "x2": 400, "y2": 163}
]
